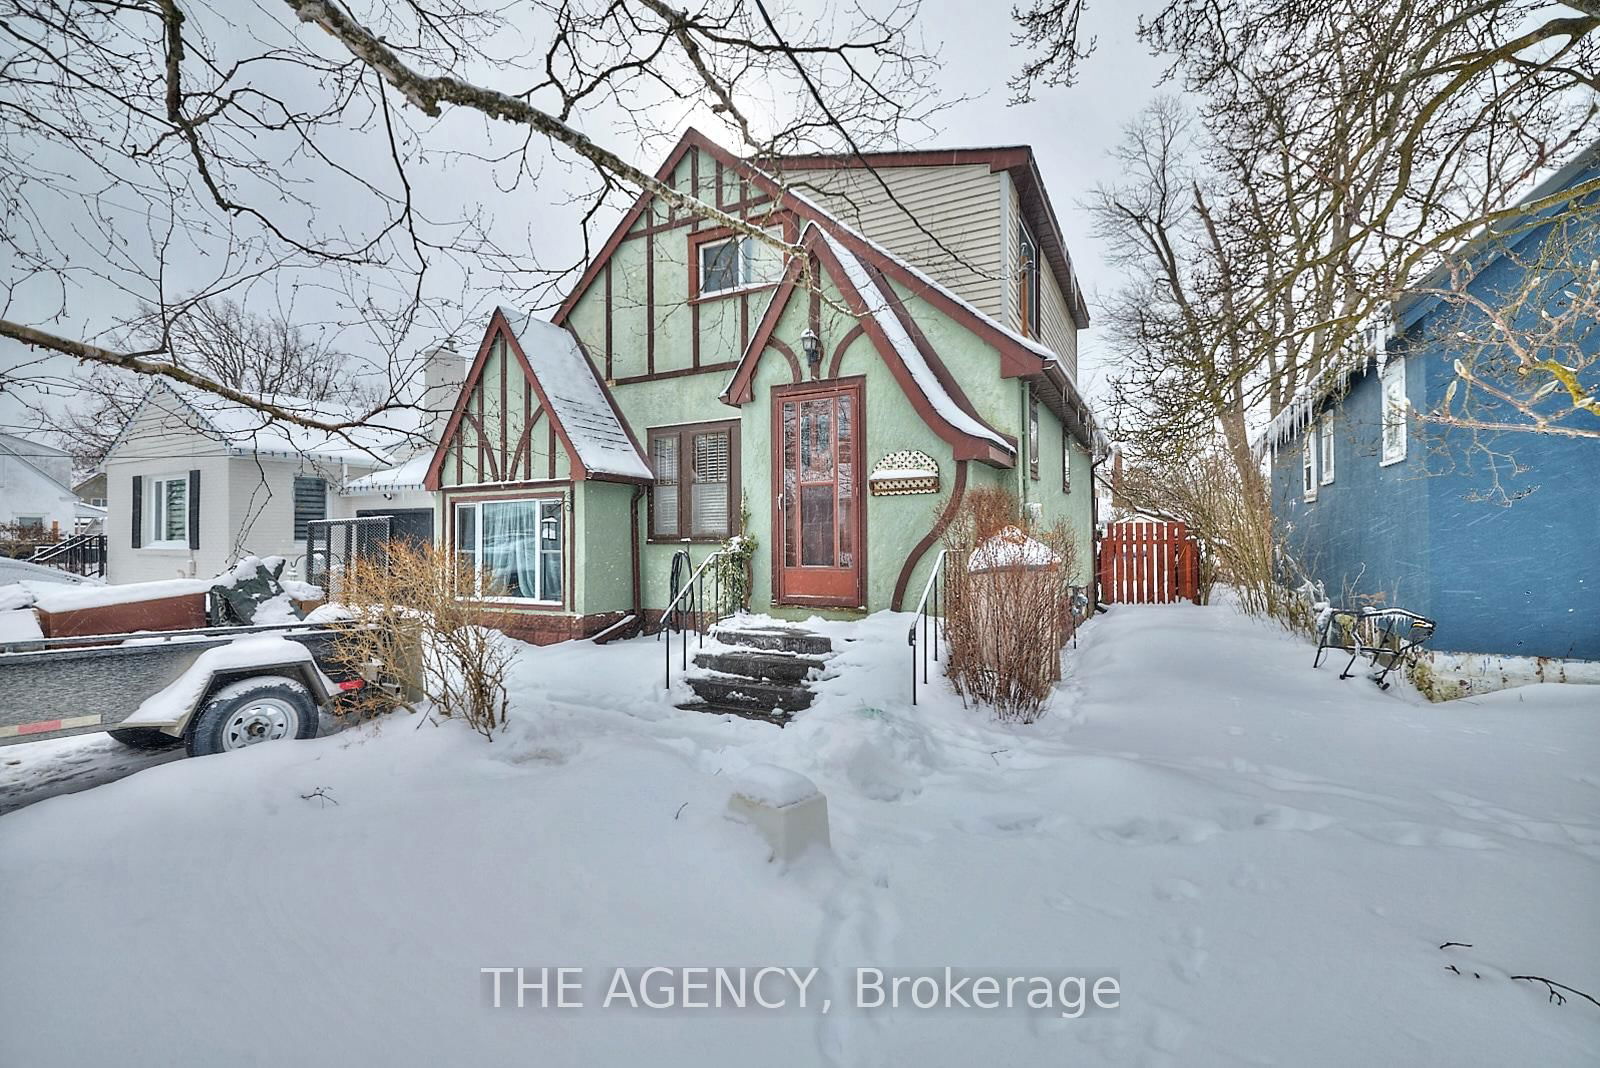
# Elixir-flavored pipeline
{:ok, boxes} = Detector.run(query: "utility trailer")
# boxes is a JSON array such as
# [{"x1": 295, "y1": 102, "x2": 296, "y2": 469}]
[{"x1": 0, "y1": 621, "x2": 371, "y2": 757}]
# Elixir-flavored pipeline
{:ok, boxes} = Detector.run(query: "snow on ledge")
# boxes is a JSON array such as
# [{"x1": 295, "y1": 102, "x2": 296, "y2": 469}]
[{"x1": 729, "y1": 763, "x2": 821, "y2": 808}]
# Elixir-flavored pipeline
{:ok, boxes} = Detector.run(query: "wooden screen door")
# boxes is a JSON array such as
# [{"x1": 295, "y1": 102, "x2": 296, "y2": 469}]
[{"x1": 774, "y1": 379, "x2": 864, "y2": 606}]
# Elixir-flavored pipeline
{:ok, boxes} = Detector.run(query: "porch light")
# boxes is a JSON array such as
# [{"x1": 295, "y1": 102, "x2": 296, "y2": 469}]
[
  {"x1": 540, "y1": 509, "x2": 560, "y2": 541},
  {"x1": 800, "y1": 328, "x2": 822, "y2": 377}
]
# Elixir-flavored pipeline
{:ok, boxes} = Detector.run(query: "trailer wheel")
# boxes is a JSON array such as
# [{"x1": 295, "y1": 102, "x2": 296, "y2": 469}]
[
  {"x1": 187, "y1": 676, "x2": 319, "y2": 757},
  {"x1": 107, "y1": 728, "x2": 183, "y2": 750}
]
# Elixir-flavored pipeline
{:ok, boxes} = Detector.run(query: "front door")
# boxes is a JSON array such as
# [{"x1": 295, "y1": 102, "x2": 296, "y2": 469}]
[{"x1": 774, "y1": 379, "x2": 865, "y2": 606}]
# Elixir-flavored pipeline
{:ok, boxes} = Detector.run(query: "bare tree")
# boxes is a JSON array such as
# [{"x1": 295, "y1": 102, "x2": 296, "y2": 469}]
[
  {"x1": 40, "y1": 297, "x2": 360, "y2": 467},
  {"x1": 0, "y1": 0, "x2": 949, "y2": 435}
]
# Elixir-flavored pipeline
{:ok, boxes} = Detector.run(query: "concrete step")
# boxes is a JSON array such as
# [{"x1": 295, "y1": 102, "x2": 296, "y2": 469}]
[
  {"x1": 710, "y1": 625, "x2": 832, "y2": 657},
  {"x1": 674, "y1": 700, "x2": 793, "y2": 727},
  {"x1": 684, "y1": 674, "x2": 814, "y2": 713},
  {"x1": 692, "y1": 649, "x2": 825, "y2": 684}
]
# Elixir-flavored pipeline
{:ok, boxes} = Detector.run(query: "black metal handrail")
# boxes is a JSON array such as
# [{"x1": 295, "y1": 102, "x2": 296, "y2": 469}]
[
  {"x1": 659, "y1": 547, "x2": 732, "y2": 690},
  {"x1": 30, "y1": 532, "x2": 107, "y2": 578},
  {"x1": 907, "y1": 548, "x2": 948, "y2": 706}
]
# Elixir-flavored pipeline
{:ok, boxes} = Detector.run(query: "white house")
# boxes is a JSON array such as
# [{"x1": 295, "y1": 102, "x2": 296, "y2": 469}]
[
  {"x1": 102, "y1": 350, "x2": 463, "y2": 584},
  {"x1": 0, "y1": 433, "x2": 97, "y2": 538}
]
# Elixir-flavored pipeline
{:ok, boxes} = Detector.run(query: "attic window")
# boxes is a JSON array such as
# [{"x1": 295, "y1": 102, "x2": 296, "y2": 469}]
[{"x1": 697, "y1": 229, "x2": 783, "y2": 297}]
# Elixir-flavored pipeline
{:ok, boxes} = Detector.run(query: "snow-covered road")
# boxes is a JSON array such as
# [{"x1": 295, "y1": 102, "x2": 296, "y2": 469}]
[{"x1": 1, "y1": 601, "x2": 1595, "y2": 1066}]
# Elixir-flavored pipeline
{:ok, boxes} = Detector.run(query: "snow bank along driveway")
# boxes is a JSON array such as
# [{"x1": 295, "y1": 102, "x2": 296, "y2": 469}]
[{"x1": 1, "y1": 602, "x2": 1596, "y2": 1066}]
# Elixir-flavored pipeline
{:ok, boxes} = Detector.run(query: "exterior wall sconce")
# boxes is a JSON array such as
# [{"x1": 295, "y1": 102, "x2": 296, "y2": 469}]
[{"x1": 800, "y1": 328, "x2": 822, "y2": 379}]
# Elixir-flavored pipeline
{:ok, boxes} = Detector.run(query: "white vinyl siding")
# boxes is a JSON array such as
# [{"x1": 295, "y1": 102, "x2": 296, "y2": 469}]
[{"x1": 781, "y1": 163, "x2": 1005, "y2": 318}]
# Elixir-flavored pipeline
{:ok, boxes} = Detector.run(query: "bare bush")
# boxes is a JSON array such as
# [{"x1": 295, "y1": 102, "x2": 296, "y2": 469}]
[
  {"x1": 940, "y1": 488, "x2": 1079, "y2": 724},
  {"x1": 328, "y1": 541, "x2": 511, "y2": 740}
]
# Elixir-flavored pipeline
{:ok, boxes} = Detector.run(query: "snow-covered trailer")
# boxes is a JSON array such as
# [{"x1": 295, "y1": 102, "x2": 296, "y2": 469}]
[{"x1": 0, "y1": 622, "x2": 365, "y2": 757}]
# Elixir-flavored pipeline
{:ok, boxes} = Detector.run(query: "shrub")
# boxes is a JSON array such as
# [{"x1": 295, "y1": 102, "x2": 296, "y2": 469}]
[
  {"x1": 327, "y1": 540, "x2": 511, "y2": 740},
  {"x1": 940, "y1": 488, "x2": 1079, "y2": 724}
]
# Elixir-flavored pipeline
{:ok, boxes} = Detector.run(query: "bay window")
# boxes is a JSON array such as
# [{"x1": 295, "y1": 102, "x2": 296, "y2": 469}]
[{"x1": 453, "y1": 497, "x2": 564, "y2": 603}]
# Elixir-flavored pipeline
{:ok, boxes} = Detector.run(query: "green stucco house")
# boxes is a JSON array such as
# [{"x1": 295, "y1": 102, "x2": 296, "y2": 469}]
[{"x1": 423, "y1": 130, "x2": 1103, "y2": 643}]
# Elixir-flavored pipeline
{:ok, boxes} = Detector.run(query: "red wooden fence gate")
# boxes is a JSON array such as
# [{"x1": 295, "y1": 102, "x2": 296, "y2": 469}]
[{"x1": 1098, "y1": 520, "x2": 1200, "y2": 604}]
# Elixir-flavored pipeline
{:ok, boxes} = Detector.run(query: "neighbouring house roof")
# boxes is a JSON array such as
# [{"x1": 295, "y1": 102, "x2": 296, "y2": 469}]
[
  {"x1": 0, "y1": 434, "x2": 76, "y2": 496},
  {"x1": 340, "y1": 452, "x2": 432, "y2": 495},
  {"x1": 105, "y1": 379, "x2": 412, "y2": 467},
  {"x1": 499, "y1": 309, "x2": 653, "y2": 481}
]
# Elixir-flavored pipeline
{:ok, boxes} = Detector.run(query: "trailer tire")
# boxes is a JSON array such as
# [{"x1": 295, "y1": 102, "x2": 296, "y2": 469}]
[
  {"x1": 186, "y1": 676, "x2": 319, "y2": 757},
  {"x1": 107, "y1": 728, "x2": 184, "y2": 750}
]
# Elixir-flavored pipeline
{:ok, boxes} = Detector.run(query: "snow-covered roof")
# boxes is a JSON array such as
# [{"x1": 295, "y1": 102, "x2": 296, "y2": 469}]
[
  {"x1": 813, "y1": 229, "x2": 1013, "y2": 454},
  {"x1": 499, "y1": 308, "x2": 653, "y2": 481},
  {"x1": 341, "y1": 453, "x2": 431, "y2": 495},
  {"x1": 107, "y1": 380, "x2": 414, "y2": 467}
]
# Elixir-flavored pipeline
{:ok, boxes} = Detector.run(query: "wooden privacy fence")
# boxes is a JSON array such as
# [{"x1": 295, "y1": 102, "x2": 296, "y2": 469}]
[{"x1": 1098, "y1": 520, "x2": 1200, "y2": 604}]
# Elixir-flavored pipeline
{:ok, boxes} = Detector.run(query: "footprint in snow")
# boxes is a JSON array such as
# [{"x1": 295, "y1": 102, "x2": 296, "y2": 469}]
[{"x1": 1152, "y1": 877, "x2": 1201, "y2": 903}]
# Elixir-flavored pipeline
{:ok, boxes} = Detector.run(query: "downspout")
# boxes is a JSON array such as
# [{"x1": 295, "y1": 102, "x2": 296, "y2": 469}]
[
  {"x1": 629, "y1": 485, "x2": 645, "y2": 634},
  {"x1": 1089, "y1": 446, "x2": 1103, "y2": 614}
]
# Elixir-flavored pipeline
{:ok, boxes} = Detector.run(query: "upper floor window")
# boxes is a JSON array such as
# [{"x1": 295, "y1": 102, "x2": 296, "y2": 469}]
[
  {"x1": 1380, "y1": 359, "x2": 1407, "y2": 465},
  {"x1": 1301, "y1": 433, "x2": 1317, "y2": 501},
  {"x1": 1319, "y1": 418, "x2": 1335, "y2": 485},
  {"x1": 697, "y1": 229, "x2": 783, "y2": 297},
  {"x1": 1018, "y1": 223, "x2": 1041, "y2": 339}
]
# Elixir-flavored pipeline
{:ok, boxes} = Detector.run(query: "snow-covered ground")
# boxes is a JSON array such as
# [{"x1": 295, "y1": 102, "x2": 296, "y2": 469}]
[{"x1": 1, "y1": 602, "x2": 1596, "y2": 1066}]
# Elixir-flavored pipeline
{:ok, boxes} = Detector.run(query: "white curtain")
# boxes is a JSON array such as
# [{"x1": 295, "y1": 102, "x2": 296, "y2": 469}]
[{"x1": 481, "y1": 500, "x2": 540, "y2": 598}]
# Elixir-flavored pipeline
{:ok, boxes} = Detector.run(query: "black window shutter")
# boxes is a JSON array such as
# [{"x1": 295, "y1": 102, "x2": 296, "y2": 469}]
[
  {"x1": 131, "y1": 475, "x2": 143, "y2": 548},
  {"x1": 188, "y1": 469, "x2": 201, "y2": 550},
  {"x1": 293, "y1": 476, "x2": 327, "y2": 541}
]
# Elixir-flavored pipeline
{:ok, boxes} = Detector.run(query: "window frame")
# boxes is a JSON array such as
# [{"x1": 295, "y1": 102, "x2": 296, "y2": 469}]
[
  {"x1": 450, "y1": 494, "x2": 566, "y2": 605},
  {"x1": 1380, "y1": 358, "x2": 1407, "y2": 465},
  {"x1": 1319, "y1": 418, "x2": 1335, "y2": 485},
  {"x1": 146, "y1": 472, "x2": 190, "y2": 548},
  {"x1": 1301, "y1": 433, "x2": 1318, "y2": 502},
  {"x1": 690, "y1": 225, "x2": 785, "y2": 301},
  {"x1": 647, "y1": 420, "x2": 740, "y2": 543},
  {"x1": 1028, "y1": 389, "x2": 1040, "y2": 481},
  {"x1": 1018, "y1": 222, "x2": 1041, "y2": 339}
]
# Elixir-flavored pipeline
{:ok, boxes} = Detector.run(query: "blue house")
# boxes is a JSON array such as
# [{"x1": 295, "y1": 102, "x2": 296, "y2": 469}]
[{"x1": 1263, "y1": 143, "x2": 1600, "y2": 698}]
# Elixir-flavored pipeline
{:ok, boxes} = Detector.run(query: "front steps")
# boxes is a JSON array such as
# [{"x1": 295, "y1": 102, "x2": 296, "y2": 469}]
[{"x1": 678, "y1": 625, "x2": 832, "y2": 725}]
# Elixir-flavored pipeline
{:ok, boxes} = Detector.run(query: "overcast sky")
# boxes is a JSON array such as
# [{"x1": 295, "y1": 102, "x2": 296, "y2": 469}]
[{"x1": 0, "y1": 0, "x2": 1168, "y2": 448}]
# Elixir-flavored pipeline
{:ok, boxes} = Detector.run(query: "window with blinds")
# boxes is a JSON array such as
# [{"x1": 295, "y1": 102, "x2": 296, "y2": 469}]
[
  {"x1": 293, "y1": 476, "x2": 327, "y2": 540},
  {"x1": 648, "y1": 422, "x2": 738, "y2": 541}
]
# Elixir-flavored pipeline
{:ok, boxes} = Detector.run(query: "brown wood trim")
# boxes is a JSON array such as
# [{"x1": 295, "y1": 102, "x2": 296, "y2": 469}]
[
  {"x1": 771, "y1": 337, "x2": 802, "y2": 384},
  {"x1": 644, "y1": 419, "x2": 740, "y2": 543},
  {"x1": 826, "y1": 322, "x2": 864, "y2": 379},
  {"x1": 867, "y1": 258, "x2": 991, "y2": 428},
  {"x1": 624, "y1": 196, "x2": 776, "y2": 238},
  {"x1": 646, "y1": 224, "x2": 655, "y2": 376},
  {"x1": 720, "y1": 251, "x2": 810, "y2": 404},
  {"x1": 603, "y1": 261, "x2": 613, "y2": 380},
  {"x1": 548, "y1": 421, "x2": 556, "y2": 480},
  {"x1": 611, "y1": 360, "x2": 739, "y2": 387},
  {"x1": 890, "y1": 459, "x2": 968, "y2": 611},
  {"x1": 691, "y1": 300, "x2": 701, "y2": 369},
  {"x1": 773, "y1": 147, "x2": 1031, "y2": 172},
  {"x1": 769, "y1": 376, "x2": 867, "y2": 609},
  {"x1": 499, "y1": 341, "x2": 508, "y2": 466}
]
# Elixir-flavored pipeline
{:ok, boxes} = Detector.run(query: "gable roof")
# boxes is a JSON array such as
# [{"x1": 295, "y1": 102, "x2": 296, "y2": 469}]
[
  {"x1": 554, "y1": 127, "x2": 1102, "y2": 453},
  {"x1": 0, "y1": 434, "x2": 75, "y2": 494},
  {"x1": 104, "y1": 379, "x2": 409, "y2": 466},
  {"x1": 722, "y1": 222, "x2": 1013, "y2": 464},
  {"x1": 499, "y1": 309, "x2": 652, "y2": 481},
  {"x1": 423, "y1": 308, "x2": 651, "y2": 489}
]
